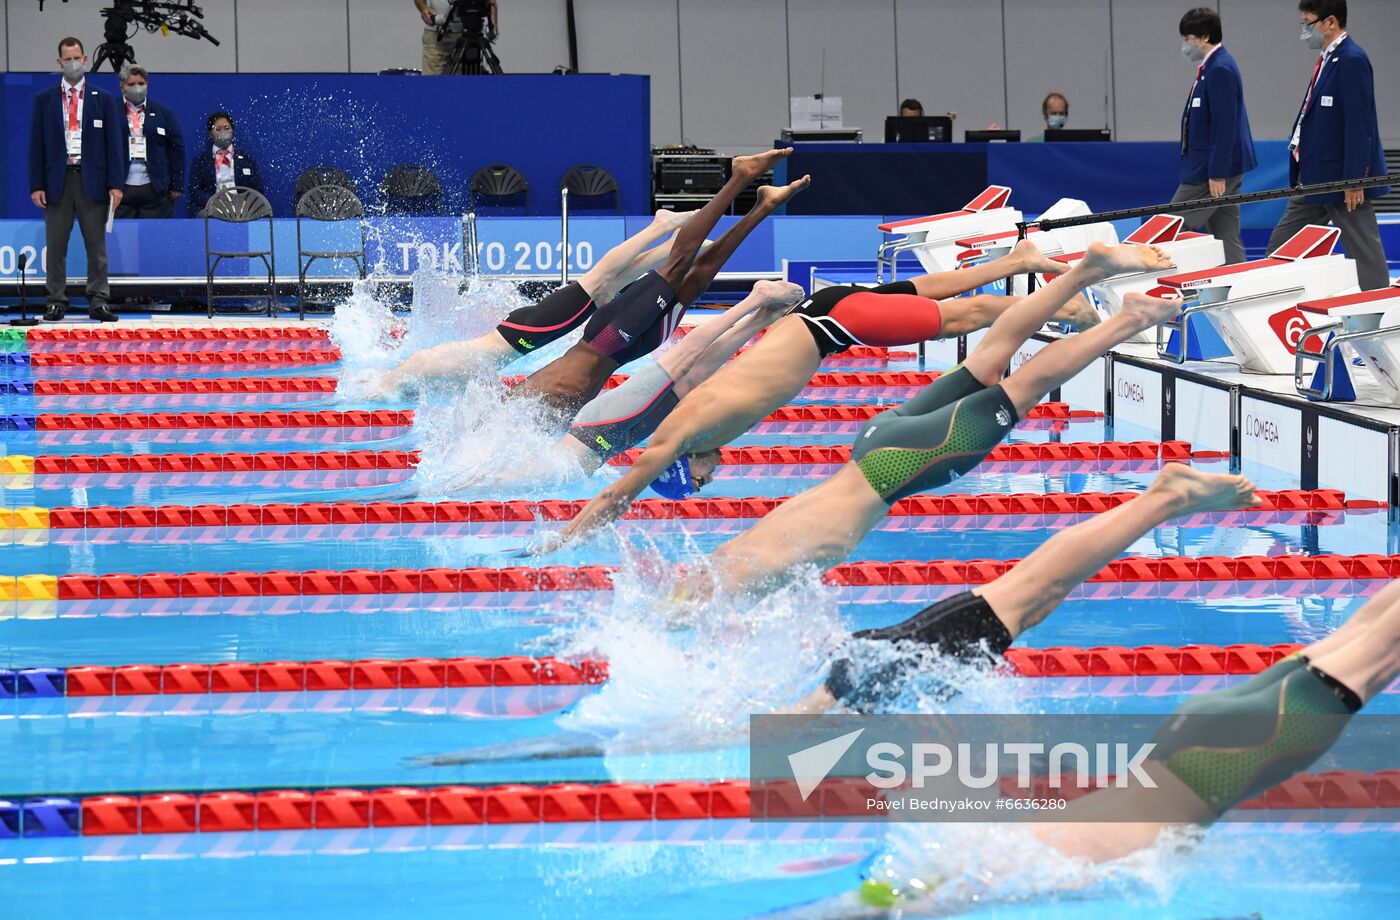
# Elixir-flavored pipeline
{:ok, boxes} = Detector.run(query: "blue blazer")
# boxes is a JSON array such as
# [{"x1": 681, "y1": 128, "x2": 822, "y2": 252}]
[
  {"x1": 119, "y1": 99, "x2": 186, "y2": 197},
  {"x1": 1180, "y1": 46, "x2": 1257, "y2": 184},
  {"x1": 1290, "y1": 36, "x2": 1390, "y2": 203},
  {"x1": 188, "y1": 146, "x2": 266, "y2": 214},
  {"x1": 28, "y1": 81, "x2": 126, "y2": 203}
]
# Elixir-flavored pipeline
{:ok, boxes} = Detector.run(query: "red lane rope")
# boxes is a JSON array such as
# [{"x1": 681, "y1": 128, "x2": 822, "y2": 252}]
[
  {"x1": 25, "y1": 325, "x2": 907, "y2": 361},
  {"x1": 61, "y1": 655, "x2": 609, "y2": 696},
  {"x1": 51, "y1": 643, "x2": 1303, "y2": 699},
  {"x1": 24, "y1": 440, "x2": 1215, "y2": 476},
  {"x1": 38, "y1": 552, "x2": 1400, "y2": 600},
  {"x1": 29, "y1": 370, "x2": 944, "y2": 397},
  {"x1": 45, "y1": 488, "x2": 1376, "y2": 531},
  {"x1": 28, "y1": 349, "x2": 341, "y2": 368},
  {"x1": 26, "y1": 402, "x2": 1095, "y2": 432},
  {"x1": 67, "y1": 769, "x2": 1400, "y2": 835},
  {"x1": 30, "y1": 409, "x2": 414, "y2": 432},
  {"x1": 26, "y1": 326, "x2": 331, "y2": 343}
]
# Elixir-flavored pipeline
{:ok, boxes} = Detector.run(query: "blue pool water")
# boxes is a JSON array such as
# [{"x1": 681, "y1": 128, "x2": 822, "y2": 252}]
[{"x1": 3, "y1": 330, "x2": 1398, "y2": 919}]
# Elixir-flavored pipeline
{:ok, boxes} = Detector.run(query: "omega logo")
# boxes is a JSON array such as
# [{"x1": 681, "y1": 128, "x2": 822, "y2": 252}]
[
  {"x1": 1116, "y1": 378, "x2": 1145, "y2": 403},
  {"x1": 1243, "y1": 414, "x2": 1280, "y2": 443}
]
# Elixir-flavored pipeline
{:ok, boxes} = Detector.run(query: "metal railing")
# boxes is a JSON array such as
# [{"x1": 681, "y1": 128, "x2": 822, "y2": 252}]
[
  {"x1": 560, "y1": 187, "x2": 571, "y2": 285},
  {"x1": 461, "y1": 210, "x2": 480, "y2": 276}
]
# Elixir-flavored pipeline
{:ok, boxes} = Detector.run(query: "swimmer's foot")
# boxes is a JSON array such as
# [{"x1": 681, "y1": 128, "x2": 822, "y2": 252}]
[
  {"x1": 652, "y1": 208, "x2": 696, "y2": 231},
  {"x1": 1118, "y1": 291, "x2": 1181, "y2": 333},
  {"x1": 1079, "y1": 241, "x2": 1174, "y2": 281},
  {"x1": 732, "y1": 147, "x2": 793, "y2": 181},
  {"x1": 1050, "y1": 292, "x2": 1101, "y2": 329},
  {"x1": 756, "y1": 175, "x2": 811, "y2": 210},
  {"x1": 1147, "y1": 463, "x2": 1260, "y2": 514},
  {"x1": 750, "y1": 279, "x2": 805, "y2": 312},
  {"x1": 1012, "y1": 238, "x2": 1069, "y2": 277}
]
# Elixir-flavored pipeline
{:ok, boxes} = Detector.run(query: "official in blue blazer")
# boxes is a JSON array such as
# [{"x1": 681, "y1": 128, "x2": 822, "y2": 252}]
[
  {"x1": 1171, "y1": 8, "x2": 1256, "y2": 264},
  {"x1": 115, "y1": 65, "x2": 185, "y2": 219},
  {"x1": 1268, "y1": 0, "x2": 1390, "y2": 290},
  {"x1": 28, "y1": 36, "x2": 125, "y2": 322},
  {"x1": 188, "y1": 112, "x2": 266, "y2": 215}
]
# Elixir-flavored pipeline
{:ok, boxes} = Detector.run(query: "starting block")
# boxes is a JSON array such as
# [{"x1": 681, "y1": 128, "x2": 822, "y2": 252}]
[
  {"x1": 1155, "y1": 225, "x2": 1358, "y2": 373},
  {"x1": 877, "y1": 186, "x2": 1021, "y2": 278},
  {"x1": 1295, "y1": 280, "x2": 1400, "y2": 403},
  {"x1": 1089, "y1": 215, "x2": 1226, "y2": 344}
]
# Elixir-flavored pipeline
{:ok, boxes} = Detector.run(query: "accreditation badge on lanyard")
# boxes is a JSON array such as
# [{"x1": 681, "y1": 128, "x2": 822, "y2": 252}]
[
  {"x1": 64, "y1": 86, "x2": 84, "y2": 157},
  {"x1": 127, "y1": 106, "x2": 147, "y2": 159}
]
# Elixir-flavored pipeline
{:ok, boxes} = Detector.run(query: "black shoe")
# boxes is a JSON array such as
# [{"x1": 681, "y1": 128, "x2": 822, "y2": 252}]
[
  {"x1": 43, "y1": 304, "x2": 67, "y2": 322},
  {"x1": 88, "y1": 304, "x2": 119, "y2": 323}
]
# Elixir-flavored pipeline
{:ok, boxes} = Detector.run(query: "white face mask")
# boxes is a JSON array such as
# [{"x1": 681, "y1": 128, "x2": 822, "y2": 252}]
[
  {"x1": 1181, "y1": 40, "x2": 1206, "y2": 63},
  {"x1": 1046, "y1": 114, "x2": 1067, "y2": 130},
  {"x1": 1300, "y1": 24, "x2": 1325, "y2": 50}
]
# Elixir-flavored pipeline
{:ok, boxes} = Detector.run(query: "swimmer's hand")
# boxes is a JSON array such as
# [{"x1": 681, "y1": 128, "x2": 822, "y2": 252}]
[
  {"x1": 521, "y1": 531, "x2": 567, "y2": 556},
  {"x1": 338, "y1": 368, "x2": 400, "y2": 403}
]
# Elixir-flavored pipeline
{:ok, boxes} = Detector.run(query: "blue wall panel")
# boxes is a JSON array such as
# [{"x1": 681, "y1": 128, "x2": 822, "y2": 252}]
[{"x1": 1, "y1": 72, "x2": 650, "y2": 218}]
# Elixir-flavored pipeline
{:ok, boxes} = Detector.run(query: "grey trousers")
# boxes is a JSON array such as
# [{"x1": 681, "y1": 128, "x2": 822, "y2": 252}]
[
  {"x1": 45, "y1": 169, "x2": 110, "y2": 307},
  {"x1": 1267, "y1": 194, "x2": 1390, "y2": 291},
  {"x1": 1171, "y1": 175, "x2": 1245, "y2": 264}
]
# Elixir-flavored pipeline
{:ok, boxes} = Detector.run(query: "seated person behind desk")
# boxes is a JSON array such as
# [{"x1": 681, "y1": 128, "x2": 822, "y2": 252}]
[
  {"x1": 1026, "y1": 91, "x2": 1068, "y2": 142},
  {"x1": 188, "y1": 111, "x2": 264, "y2": 214},
  {"x1": 116, "y1": 65, "x2": 184, "y2": 219},
  {"x1": 897, "y1": 97, "x2": 957, "y2": 124}
]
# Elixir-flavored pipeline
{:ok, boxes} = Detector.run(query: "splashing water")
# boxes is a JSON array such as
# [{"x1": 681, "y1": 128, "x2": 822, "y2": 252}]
[
  {"x1": 549, "y1": 552, "x2": 848, "y2": 754},
  {"x1": 829, "y1": 818, "x2": 1349, "y2": 917},
  {"x1": 331, "y1": 268, "x2": 530, "y2": 402},
  {"x1": 407, "y1": 375, "x2": 591, "y2": 498},
  {"x1": 330, "y1": 269, "x2": 526, "y2": 371}
]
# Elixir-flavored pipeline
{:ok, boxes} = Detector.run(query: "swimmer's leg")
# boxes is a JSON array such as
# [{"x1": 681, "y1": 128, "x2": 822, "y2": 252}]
[
  {"x1": 659, "y1": 281, "x2": 799, "y2": 388},
  {"x1": 656, "y1": 148, "x2": 794, "y2": 288},
  {"x1": 977, "y1": 464, "x2": 1259, "y2": 638},
  {"x1": 577, "y1": 210, "x2": 694, "y2": 304},
  {"x1": 998, "y1": 292, "x2": 1179, "y2": 417},
  {"x1": 903, "y1": 237, "x2": 1070, "y2": 300},
  {"x1": 671, "y1": 177, "x2": 811, "y2": 307},
  {"x1": 812, "y1": 465, "x2": 1260, "y2": 716},
  {"x1": 961, "y1": 242, "x2": 1174, "y2": 387}
]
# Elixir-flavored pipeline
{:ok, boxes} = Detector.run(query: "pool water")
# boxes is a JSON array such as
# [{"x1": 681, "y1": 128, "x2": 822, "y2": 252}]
[{"x1": 2, "y1": 319, "x2": 1397, "y2": 919}]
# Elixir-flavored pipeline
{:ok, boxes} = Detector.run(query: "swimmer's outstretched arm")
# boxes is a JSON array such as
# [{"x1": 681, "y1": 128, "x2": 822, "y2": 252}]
[
  {"x1": 368, "y1": 332, "x2": 519, "y2": 400},
  {"x1": 544, "y1": 434, "x2": 685, "y2": 550}
]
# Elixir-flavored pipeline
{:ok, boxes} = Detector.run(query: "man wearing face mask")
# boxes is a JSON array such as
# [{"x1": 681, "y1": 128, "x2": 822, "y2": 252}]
[
  {"x1": 1025, "y1": 93, "x2": 1068, "y2": 143},
  {"x1": 28, "y1": 36, "x2": 124, "y2": 323},
  {"x1": 1267, "y1": 0, "x2": 1389, "y2": 290},
  {"x1": 115, "y1": 65, "x2": 185, "y2": 219},
  {"x1": 187, "y1": 112, "x2": 265, "y2": 216},
  {"x1": 1170, "y1": 7, "x2": 1256, "y2": 264}
]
